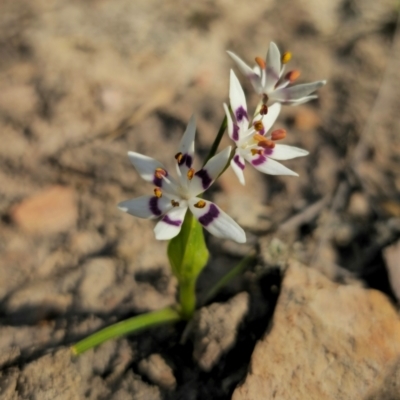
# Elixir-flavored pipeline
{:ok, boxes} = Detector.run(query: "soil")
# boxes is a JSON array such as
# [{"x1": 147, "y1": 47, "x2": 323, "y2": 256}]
[{"x1": 0, "y1": 0, "x2": 399, "y2": 399}]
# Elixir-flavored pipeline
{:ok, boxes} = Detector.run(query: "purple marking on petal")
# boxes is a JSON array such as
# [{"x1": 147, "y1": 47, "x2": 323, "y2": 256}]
[
  {"x1": 152, "y1": 170, "x2": 168, "y2": 187},
  {"x1": 185, "y1": 154, "x2": 193, "y2": 168},
  {"x1": 178, "y1": 154, "x2": 193, "y2": 168},
  {"x1": 251, "y1": 155, "x2": 267, "y2": 166},
  {"x1": 232, "y1": 124, "x2": 239, "y2": 141},
  {"x1": 263, "y1": 148, "x2": 273, "y2": 156},
  {"x1": 153, "y1": 176, "x2": 162, "y2": 186},
  {"x1": 149, "y1": 196, "x2": 162, "y2": 216},
  {"x1": 162, "y1": 215, "x2": 182, "y2": 226},
  {"x1": 235, "y1": 106, "x2": 248, "y2": 123},
  {"x1": 234, "y1": 155, "x2": 245, "y2": 170},
  {"x1": 194, "y1": 169, "x2": 212, "y2": 189},
  {"x1": 198, "y1": 204, "x2": 220, "y2": 227}
]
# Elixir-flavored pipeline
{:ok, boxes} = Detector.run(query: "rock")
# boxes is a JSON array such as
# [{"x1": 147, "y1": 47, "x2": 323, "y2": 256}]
[
  {"x1": 110, "y1": 371, "x2": 161, "y2": 400},
  {"x1": 138, "y1": 353, "x2": 176, "y2": 390},
  {"x1": 232, "y1": 261, "x2": 400, "y2": 400},
  {"x1": 348, "y1": 192, "x2": 371, "y2": 218},
  {"x1": 10, "y1": 186, "x2": 77, "y2": 235},
  {"x1": 383, "y1": 239, "x2": 400, "y2": 302},
  {"x1": 192, "y1": 292, "x2": 249, "y2": 371},
  {"x1": 77, "y1": 258, "x2": 116, "y2": 313},
  {"x1": 294, "y1": 106, "x2": 321, "y2": 131},
  {"x1": 0, "y1": 368, "x2": 19, "y2": 400},
  {"x1": 0, "y1": 325, "x2": 64, "y2": 368}
]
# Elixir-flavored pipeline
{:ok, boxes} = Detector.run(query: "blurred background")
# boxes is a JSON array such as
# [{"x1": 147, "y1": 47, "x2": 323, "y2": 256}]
[{"x1": 0, "y1": 0, "x2": 399, "y2": 399}]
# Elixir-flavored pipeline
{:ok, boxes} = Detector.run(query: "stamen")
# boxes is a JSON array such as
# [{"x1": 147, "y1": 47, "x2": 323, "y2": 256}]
[
  {"x1": 174, "y1": 152, "x2": 183, "y2": 163},
  {"x1": 171, "y1": 200, "x2": 180, "y2": 207},
  {"x1": 187, "y1": 168, "x2": 195, "y2": 180},
  {"x1": 154, "y1": 188, "x2": 162, "y2": 198},
  {"x1": 253, "y1": 133, "x2": 275, "y2": 149},
  {"x1": 154, "y1": 167, "x2": 167, "y2": 179},
  {"x1": 253, "y1": 121, "x2": 264, "y2": 132},
  {"x1": 194, "y1": 200, "x2": 206, "y2": 209},
  {"x1": 281, "y1": 52, "x2": 292, "y2": 64},
  {"x1": 271, "y1": 129, "x2": 287, "y2": 141},
  {"x1": 260, "y1": 104, "x2": 268, "y2": 115},
  {"x1": 255, "y1": 56, "x2": 266, "y2": 69},
  {"x1": 262, "y1": 94, "x2": 269, "y2": 104},
  {"x1": 251, "y1": 149, "x2": 263, "y2": 156},
  {"x1": 285, "y1": 70, "x2": 301, "y2": 83}
]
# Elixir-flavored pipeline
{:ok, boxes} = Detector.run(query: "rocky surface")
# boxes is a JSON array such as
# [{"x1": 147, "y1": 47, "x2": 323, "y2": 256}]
[
  {"x1": 233, "y1": 261, "x2": 400, "y2": 400},
  {"x1": 192, "y1": 292, "x2": 249, "y2": 372}
]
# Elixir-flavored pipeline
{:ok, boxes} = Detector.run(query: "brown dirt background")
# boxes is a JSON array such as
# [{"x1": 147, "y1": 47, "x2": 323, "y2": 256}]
[{"x1": 0, "y1": 0, "x2": 399, "y2": 399}]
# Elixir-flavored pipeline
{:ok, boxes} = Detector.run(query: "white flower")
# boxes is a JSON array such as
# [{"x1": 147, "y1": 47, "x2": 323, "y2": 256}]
[
  {"x1": 224, "y1": 70, "x2": 309, "y2": 185},
  {"x1": 118, "y1": 116, "x2": 246, "y2": 243},
  {"x1": 227, "y1": 42, "x2": 326, "y2": 105}
]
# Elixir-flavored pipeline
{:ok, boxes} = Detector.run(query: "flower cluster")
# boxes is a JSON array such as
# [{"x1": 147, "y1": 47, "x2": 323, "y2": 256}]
[{"x1": 119, "y1": 42, "x2": 326, "y2": 243}]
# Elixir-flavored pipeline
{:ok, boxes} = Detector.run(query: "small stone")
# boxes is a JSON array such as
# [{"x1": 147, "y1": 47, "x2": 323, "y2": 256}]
[
  {"x1": 232, "y1": 261, "x2": 400, "y2": 400},
  {"x1": 333, "y1": 222, "x2": 355, "y2": 246},
  {"x1": 192, "y1": 292, "x2": 249, "y2": 372},
  {"x1": 10, "y1": 186, "x2": 77, "y2": 235},
  {"x1": 383, "y1": 239, "x2": 400, "y2": 302},
  {"x1": 294, "y1": 106, "x2": 321, "y2": 131},
  {"x1": 77, "y1": 258, "x2": 116, "y2": 313},
  {"x1": 138, "y1": 354, "x2": 176, "y2": 390},
  {"x1": 348, "y1": 192, "x2": 371, "y2": 218}
]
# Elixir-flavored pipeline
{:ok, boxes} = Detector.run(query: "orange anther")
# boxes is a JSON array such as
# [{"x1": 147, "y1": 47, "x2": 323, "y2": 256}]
[
  {"x1": 271, "y1": 129, "x2": 287, "y2": 141},
  {"x1": 175, "y1": 152, "x2": 183, "y2": 163},
  {"x1": 255, "y1": 56, "x2": 266, "y2": 69},
  {"x1": 187, "y1": 168, "x2": 195, "y2": 180},
  {"x1": 194, "y1": 200, "x2": 206, "y2": 208},
  {"x1": 253, "y1": 121, "x2": 264, "y2": 132},
  {"x1": 254, "y1": 133, "x2": 275, "y2": 149},
  {"x1": 285, "y1": 70, "x2": 301, "y2": 83},
  {"x1": 281, "y1": 52, "x2": 292, "y2": 64},
  {"x1": 253, "y1": 133, "x2": 266, "y2": 142},
  {"x1": 171, "y1": 200, "x2": 180, "y2": 207},
  {"x1": 154, "y1": 188, "x2": 162, "y2": 198},
  {"x1": 251, "y1": 149, "x2": 263, "y2": 156},
  {"x1": 154, "y1": 168, "x2": 167, "y2": 179}
]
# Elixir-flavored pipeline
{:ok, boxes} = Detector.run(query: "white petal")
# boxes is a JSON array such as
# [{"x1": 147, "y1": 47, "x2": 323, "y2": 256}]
[
  {"x1": 230, "y1": 149, "x2": 246, "y2": 185},
  {"x1": 176, "y1": 115, "x2": 196, "y2": 180},
  {"x1": 118, "y1": 195, "x2": 172, "y2": 219},
  {"x1": 268, "y1": 144, "x2": 309, "y2": 160},
  {"x1": 154, "y1": 206, "x2": 188, "y2": 240},
  {"x1": 276, "y1": 95, "x2": 318, "y2": 106},
  {"x1": 227, "y1": 51, "x2": 262, "y2": 92},
  {"x1": 229, "y1": 70, "x2": 249, "y2": 133},
  {"x1": 260, "y1": 103, "x2": 281, "y2": 134},
  {"x1": 128, "y1": 152, "x2": 168, "y2": 185},
  {"x1": 189, "y1": 147, "x2": 231, "y2": 196},
  {"x1": 265, "y1": 42, "x2": 282, "y2": 92},
  {"x1": 223, "y1": 103, "x2": 240, "y2": 142},
  {"x1": 272, "y1": 81, "x2": 327, "y2": 102},
  {"x1": 189, "y1": 198, "x2": 246, "y2": 243},
  {"x1": 244, "y1": 153, "x2": 298, "y2": 176}
]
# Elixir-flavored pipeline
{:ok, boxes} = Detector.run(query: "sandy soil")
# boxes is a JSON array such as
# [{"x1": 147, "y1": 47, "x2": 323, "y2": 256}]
[{"x1": 0, "y1": 0, "x2": 399, "y2": 399}]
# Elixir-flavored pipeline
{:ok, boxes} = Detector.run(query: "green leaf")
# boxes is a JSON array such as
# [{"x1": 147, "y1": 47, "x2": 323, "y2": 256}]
[
  {"x1": 168, "y1": 211, "x2": 209, "y2": 318},
  {"x1": 71, "y1": 307, "x2": 181, "y2": 355}
]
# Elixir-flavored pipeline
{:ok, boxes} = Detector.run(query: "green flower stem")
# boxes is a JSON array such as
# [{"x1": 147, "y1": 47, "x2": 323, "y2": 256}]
[
  {"x1": 179, "y1": 278, "x2": 197, "y2": 320},
  {"x1": 203, "y1": 115, "x2": 227, "y2": 166},
  {"x1": 71, "y1": 307, "x2": 181, "y2": 355},
  {"x1": 202, "y1": 250, "x2": 256, "y2": 305}
]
